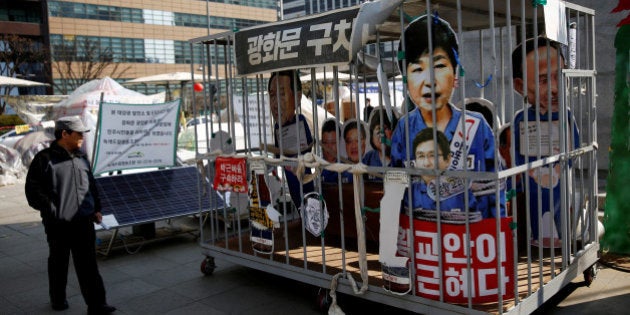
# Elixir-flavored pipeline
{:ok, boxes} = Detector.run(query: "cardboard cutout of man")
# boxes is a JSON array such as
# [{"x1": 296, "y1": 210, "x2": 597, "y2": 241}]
[
  {"x1": 320, "y1": 118, "x2": 341, "y2": 183},
  {"x1": 268, "y1": 70, "x2": 314, "y2": 209},
  {"x1": 362, "y1": 107, "x2": 396, "y2": 182},
  {"x1": 511, "y1": 37, "x2": 580, "y2": 247},
  {"x1": 407, "y1": 128, "x2": 478, "y2": 216}
]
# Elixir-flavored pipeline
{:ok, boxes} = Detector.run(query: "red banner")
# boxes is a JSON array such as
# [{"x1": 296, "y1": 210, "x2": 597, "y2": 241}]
[
  {"x1": 213, "y1": 156, "x2": 248, "y2": 193},
  {"x1": 398, "y1": 215, "x2": 514, "y2": 304}
]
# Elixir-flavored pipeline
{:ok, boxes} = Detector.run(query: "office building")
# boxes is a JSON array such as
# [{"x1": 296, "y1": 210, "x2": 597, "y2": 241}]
[
  {"x1": 1, "y1": 0, "x2": 277, "y2": 94},
  {"x1": 280, "y1": 0, "x2": 362, "y2": 20}
]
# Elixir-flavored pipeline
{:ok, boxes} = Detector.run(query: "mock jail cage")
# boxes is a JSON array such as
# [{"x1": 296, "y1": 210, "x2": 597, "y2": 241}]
[{"x1": 185, "y1": 1, "x2": 599, "y2": 314}]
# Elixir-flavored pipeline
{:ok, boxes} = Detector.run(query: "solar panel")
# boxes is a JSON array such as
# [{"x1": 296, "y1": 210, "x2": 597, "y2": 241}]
[{"x1": 95, "y1": 166, "x2": 225, "y2": 227}]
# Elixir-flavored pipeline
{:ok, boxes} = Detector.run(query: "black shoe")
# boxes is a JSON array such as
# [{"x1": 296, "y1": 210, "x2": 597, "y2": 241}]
[
  {"x1": 51, "y1": 300, "x2": 69, "y2": 311},
  {"x1": 87, "y1": 304, "x2": 116, "y2": 314}
]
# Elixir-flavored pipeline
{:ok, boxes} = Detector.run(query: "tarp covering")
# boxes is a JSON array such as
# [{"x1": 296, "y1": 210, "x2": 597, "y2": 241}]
[
  {"x1": 4, "y1": 95, "x2": 68, "y2": 125},
  {"x1": 0, "y1": 144, "x2": 25, "y2": 186},
  {"x1": 14, "y1": 131, "x2": 54, "y2": 169}
]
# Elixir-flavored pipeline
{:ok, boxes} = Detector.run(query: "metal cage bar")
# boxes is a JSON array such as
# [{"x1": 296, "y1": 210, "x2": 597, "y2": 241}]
[{"x1": 187, "y1": 1, "x2": 599, "y2": 314}]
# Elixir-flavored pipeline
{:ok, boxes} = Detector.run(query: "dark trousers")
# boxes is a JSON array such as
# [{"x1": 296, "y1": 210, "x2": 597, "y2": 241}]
[{"x1": 44, "y1": 216, "x2": 106, "y2": 307}]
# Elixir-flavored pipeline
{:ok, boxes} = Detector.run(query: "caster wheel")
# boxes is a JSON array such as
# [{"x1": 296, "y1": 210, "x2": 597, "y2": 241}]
[
  {"x1": 316, "y1": 288, "x2": 330, "y2": 312},
  {"x1": 583, "y1": 264, "x2": 597, "y2": 287},
  {"x1": 201, "y1": 257, "x2": 216, "y2": 275}
]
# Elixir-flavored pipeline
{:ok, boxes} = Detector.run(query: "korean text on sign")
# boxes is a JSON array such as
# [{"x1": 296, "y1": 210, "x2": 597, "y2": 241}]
[
  {"x1": 213, "y1": 157, "x2": 248, "y2": 193},
  {"x1": 398, "y1": 216, "x2": 514, "y2": 304}
]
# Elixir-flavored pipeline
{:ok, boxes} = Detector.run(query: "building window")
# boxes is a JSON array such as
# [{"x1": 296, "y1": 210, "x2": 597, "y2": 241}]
[
  {"x1": 50, "y1": 34, "x2": 146, "y2": 63},
  {"x1": 0, "y1": 5, "x2": 42, "y2": 23},
  {"x1": 51, "y1": 40, "x2": 235, "y2": 68},
  {"x1": 201, "y1": 0, "x2": 275, "y2": 9},
  {"x1": 49, "y1": 1, "x2": 270, "y2": 30}
]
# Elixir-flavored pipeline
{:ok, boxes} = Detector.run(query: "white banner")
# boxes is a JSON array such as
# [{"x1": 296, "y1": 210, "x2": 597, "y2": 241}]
[
  {"x1": 232, "y1": 94, "x2": 274, "y2": 150},
  {"x1": 92, "y1": 99, "x2": 181, "y2": 174},
  {"x1": 543, "y1": 0, "x2": 568, "y2": 45}
]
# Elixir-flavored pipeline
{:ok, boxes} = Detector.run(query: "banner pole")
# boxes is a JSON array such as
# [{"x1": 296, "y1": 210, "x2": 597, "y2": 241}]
[{"x1": 91, "y1": 92, "x2": 105, "y2": 171}]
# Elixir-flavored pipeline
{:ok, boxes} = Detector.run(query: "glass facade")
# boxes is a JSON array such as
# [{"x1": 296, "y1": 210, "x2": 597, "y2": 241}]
[
  {"x1": 0, "y1": 2, "x2": 43, "y2": 23},
  {"x1": 281, "y1": 0, "x2": 362, "y2": 19},
  {"x1": 0, "y1": 0, "x2": 277, "y2": 95},
  {"x1": 47, "y1": 0, "x2": 262, "y2": 93},
  {"x1": 49, "y1": 1, "x2": 267, "y2": 30},
  {"x1": 304, "y1": 0, "x2": 362, "y2": 15},
  {"x1": 199, "y1": 0, "x2": 276, "y2": 9},
  {"x1": 50, "y1": 34, "x2": 232, "y2": 66}
]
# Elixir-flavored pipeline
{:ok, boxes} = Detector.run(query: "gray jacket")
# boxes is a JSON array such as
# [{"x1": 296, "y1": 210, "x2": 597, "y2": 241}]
[{"x1": 25, "y1": 141, "x2": 101, "y2": 221}]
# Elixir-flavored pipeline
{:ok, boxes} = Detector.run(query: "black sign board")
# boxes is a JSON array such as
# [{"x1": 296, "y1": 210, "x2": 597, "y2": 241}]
[{"x1": 235, "y1": 6, "x2": 360, "y2": 75}]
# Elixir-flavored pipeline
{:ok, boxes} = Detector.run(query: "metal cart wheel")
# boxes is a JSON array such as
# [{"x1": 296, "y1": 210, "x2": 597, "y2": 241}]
[
  {"x1": 316, "y1": 288, "x2": 330, "y2": 312},
  {"x1": 201, "y1": 256, "x2": 216, "y2": 276},
  {"x1": 583, "y1": 264, "x2": 597, "y2": 287}
]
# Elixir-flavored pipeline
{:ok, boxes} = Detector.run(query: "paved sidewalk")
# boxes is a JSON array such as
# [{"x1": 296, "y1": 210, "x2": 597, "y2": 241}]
[{"x1": 1, "y1": 181, "x2": 629, "y2": 314}]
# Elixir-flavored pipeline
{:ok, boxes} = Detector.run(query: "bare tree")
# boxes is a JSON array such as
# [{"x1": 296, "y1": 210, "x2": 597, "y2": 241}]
[
  {"x1": 51, "y1": 37, "x2": 130, "y2": 94},
  {"x1": 0, "y1": 34, "x2": 49, "y2": 115}
]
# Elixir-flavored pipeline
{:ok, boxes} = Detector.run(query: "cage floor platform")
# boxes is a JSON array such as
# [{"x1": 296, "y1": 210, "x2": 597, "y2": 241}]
[{"x1": 203, "y1": 220, "x2": 568, "y2": 314}]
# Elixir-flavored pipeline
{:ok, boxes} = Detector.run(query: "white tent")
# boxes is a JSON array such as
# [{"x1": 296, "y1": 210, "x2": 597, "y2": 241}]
[
  {"x1": 50, "y1": 77, "x2": 163, "y2": 119},
  {"x1": 49, "y1": 77, "x2": 165, "y2": 162}
]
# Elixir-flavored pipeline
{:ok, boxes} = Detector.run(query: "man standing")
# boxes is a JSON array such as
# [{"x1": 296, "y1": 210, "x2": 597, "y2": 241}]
[
  {"x1": 363, "y1": 97, "x2": 373, "y2": 122},
  {"x1": 511, "y1": 37, "x2": 580, "y2": 247},
  {"x1": 390, "y1": 14, "x2": 505, "y2": 218},
  {"x1": 25, "y1": 116, "x2": 115, "y2": 314}
]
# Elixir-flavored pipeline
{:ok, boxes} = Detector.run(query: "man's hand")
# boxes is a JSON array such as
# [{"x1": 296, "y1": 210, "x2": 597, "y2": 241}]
[{"x1": 93, "y1": 212, "x2": 103, "y2": 224}]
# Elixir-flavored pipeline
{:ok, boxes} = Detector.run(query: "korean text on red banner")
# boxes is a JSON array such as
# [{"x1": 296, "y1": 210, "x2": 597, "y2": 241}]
[
  {"x1": 398, "y1": 216, "x2": 514, "y2": 304},
  {"x1": 213, "y1": 156, "x2": 248, "y2": 193}
]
